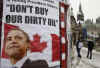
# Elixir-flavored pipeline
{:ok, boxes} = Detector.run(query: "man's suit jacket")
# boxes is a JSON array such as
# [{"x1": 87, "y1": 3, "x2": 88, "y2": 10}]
[{"x1": 21, "y1": 59, "x2": 49, "y2": 68}]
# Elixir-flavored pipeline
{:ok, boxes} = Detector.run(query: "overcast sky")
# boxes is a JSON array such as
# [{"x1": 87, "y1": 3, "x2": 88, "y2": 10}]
[{"x1": 70, "y1": 0, "x2": 100, "y2": 22}]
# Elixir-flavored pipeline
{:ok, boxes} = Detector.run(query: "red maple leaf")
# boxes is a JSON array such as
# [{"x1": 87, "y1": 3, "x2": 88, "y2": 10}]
[{"x1": 30, "y1": 34, "x2": 47, "y2": 52}]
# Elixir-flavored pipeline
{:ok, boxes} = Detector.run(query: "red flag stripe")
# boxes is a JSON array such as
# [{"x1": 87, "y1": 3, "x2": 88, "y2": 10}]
[
  {"x1": 60, "y1": 13, "x2": 65, "y2": 21},
  {"x1": 61, "y1": 44, "x2": 66, "y2": 53},
  {"x1": 61, "y1": 28, "x2": 66, "y2": 37},
  {"x1": 62, "y1": 60, "x2": 67, "y2": 68},
  {"x1": 60, "y1": 2, "x2": 69, "y2": 68},
  {"x1": 60, "y1": 2, "x2": 65, "y2": 7}
]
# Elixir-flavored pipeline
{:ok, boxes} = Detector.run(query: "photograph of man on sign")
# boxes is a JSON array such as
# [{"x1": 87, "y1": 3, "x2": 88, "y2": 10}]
[{"x1": 3, "y1": 28, "x2": 49, "y2": 68}]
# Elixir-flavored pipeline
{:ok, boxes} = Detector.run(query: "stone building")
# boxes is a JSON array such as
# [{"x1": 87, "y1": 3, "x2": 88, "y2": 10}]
[
  {"x1": 70, "y1": 3, "x2": 84, "y2": 45},
  {"x1": 77, "y1": 3, "x2": 84, "y2": 40}
]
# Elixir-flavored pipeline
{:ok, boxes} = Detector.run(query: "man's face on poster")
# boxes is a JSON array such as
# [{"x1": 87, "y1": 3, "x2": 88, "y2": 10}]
[{"x1": 5, "y1": 29, "x2": 29, "y2": 58}]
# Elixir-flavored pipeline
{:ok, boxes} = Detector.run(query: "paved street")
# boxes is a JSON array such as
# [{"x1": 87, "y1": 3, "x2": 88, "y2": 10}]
[{"x1": 72, "y1": 47, "x2": 100, "y2": 68}]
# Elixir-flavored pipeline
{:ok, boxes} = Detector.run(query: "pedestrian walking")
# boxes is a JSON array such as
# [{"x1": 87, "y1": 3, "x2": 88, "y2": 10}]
[
  {"x1": 87, "y1": 39, "x2": 94, "y2": 59},
  {"x1": 76, "y1": 39, "x2": 83, "y2": 58}
]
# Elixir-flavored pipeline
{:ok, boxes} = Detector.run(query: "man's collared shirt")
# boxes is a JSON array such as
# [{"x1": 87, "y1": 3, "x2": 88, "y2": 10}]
[
  {"x1": 11, "y1": 56, "x2": 28, "y2": 68},
  {"x1": 1, "y1": 56, "x2": 28, "y2": 68}
]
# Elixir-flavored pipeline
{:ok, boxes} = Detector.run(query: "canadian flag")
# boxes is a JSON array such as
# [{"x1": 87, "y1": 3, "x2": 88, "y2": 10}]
[{"x1": 1, "y1": 24, "x2": 60, "y2": 61}]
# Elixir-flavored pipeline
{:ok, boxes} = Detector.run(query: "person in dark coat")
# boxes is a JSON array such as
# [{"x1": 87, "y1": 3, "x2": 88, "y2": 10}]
[
  {"x1": 87, "y1": 40, "x2": 94, "y2": 59},
  {"x1": 76, "y1": 39, "x2": 83, "y2": 58},
  {"x1": 4, "y1": 29, "x2": 49, "y2": 68}
]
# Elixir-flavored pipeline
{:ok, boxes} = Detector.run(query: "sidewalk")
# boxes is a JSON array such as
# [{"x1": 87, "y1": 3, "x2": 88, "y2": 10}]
[
  {"x1": 72, "y1": 47, "x2": 100, "y2": 68},
  {"x1": 82, "y1": 47, "x2": 100, "y2": 68}
]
